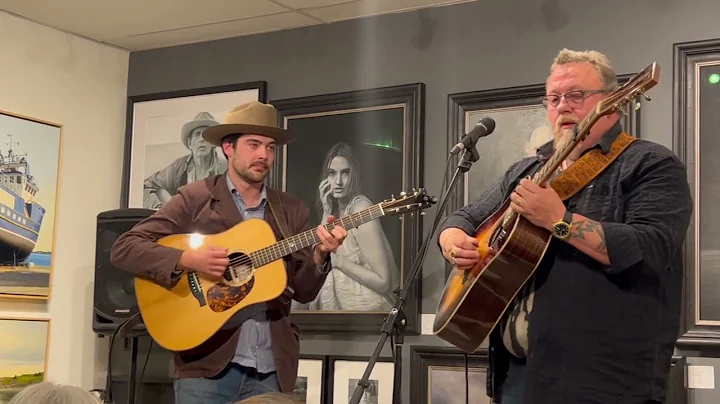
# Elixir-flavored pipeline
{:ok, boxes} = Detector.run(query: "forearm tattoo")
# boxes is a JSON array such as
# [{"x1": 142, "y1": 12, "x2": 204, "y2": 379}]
[{"x1": 571, "y1": 219, "x2": 608, "y2": 254}]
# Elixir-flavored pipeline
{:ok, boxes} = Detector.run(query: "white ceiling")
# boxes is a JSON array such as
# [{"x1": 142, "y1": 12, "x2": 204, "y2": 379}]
[{"x1": 0, "y1": 0, "x2": 476, "y2": 51}]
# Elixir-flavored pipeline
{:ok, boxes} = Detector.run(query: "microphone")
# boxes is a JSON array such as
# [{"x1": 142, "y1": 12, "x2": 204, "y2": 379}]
[{"x1": 450, "y1": 117, "x2": 496, "y2": 155}]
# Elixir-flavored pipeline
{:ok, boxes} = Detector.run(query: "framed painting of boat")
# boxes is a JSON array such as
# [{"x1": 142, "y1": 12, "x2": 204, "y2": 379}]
[
  {"x1": 0, "y1": 316, "x2": 51, "y2": 401},
  {"x1": 0, "y1": 110, "x2": 62, "y2": 299}
]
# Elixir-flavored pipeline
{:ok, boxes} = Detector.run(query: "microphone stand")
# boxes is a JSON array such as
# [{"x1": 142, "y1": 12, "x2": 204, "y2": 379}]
[{"x1": 349, "y1": 142, "x2": 480, "y2": 404}]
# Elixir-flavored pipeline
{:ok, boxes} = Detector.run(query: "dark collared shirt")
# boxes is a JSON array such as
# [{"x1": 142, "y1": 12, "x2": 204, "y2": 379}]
[{"x1": 438, "y1": 121, "x2": 693, "y2": 403}]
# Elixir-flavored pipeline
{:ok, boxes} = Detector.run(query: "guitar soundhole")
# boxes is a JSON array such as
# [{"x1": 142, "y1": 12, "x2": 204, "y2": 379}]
[
  {"x1": 223, "y1": 252, "x2": 253, "y2": 284},
  {"x1": 490, "y1": 225, "x2": 506, "y2": 249}
]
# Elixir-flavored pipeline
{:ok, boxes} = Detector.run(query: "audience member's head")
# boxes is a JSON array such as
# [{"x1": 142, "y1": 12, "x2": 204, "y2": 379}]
[
  {"x1": 235, "y1": 391, "x2": 305, "y2": 403},
  {"x1": 9, "y1": 381, "x2": 100, "y2": 404}
]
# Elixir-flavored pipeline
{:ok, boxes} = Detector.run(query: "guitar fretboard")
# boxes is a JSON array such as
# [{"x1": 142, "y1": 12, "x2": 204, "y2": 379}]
[{"x1": 250, "y1": 204, "x2": 385, "y2": 266}]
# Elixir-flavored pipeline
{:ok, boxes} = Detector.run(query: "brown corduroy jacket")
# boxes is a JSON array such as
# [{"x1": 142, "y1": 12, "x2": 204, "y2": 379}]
[{"x1": 109, "y1": 174, "x2": 329, "y2": 393}]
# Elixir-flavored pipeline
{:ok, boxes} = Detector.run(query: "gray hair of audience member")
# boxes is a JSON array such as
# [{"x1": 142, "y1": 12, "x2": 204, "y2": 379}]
[
  {"x1": 9, "y1": 381, "x2": 101, "y2": 404},
  {"x1": 235, "y1": 391, "x2": 306, "y2": 403}
]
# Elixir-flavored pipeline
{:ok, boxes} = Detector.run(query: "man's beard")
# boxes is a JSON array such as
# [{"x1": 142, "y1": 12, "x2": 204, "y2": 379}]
[
  {"x1": 236, "y1": 163, "x2": 268, "y2": 184},
  {"x1": 553, "y1": 127, "x2": 574, "y2": 152}
]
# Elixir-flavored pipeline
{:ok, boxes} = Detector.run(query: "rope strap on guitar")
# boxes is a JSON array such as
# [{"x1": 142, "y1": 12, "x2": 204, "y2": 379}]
[{"x1": 549, "y1": 132, "x2": 637, "y2": 201}]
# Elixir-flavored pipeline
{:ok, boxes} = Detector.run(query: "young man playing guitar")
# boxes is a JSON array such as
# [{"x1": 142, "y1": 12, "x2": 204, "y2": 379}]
[
  {"x1": 438, "y1": 49, "x2": 692, "y2": 403},
  {"x1": 110, "y1": 101, "x2": 348, "y2": 403}
]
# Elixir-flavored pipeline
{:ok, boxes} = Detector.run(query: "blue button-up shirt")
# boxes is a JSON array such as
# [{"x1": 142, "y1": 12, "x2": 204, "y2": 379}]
[{"x1": 226, "y1": 174, "x2": 275, "y2": 373}]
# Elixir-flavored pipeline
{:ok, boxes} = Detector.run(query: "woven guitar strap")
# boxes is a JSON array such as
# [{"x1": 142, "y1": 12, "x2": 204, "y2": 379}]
[{"x1": 549, "y1": 132, "x2": 637, "y2": 200}]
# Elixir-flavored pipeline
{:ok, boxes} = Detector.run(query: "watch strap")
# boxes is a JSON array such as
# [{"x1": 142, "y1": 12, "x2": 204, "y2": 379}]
[{"x1": 563, "y1": 210, "x2": 573, "y2": 224}]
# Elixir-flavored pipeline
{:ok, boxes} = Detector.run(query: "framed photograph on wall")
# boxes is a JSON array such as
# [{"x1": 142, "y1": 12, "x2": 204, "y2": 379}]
[
  {"x1": 444, "y1": 75, "x2": 641, "y2": 276},
  {"x1": 0, "y1": 110, "x2": 62, "y2": 300},
  {"x1": 0, "y1": 316, "x2": 51, "y2": 401},
  {"x1": 295, "y1": 355, "x2": 328, "y2": 404},
  {"x1": 327, "y1": 355, "x2": 394, "y2": 404},
  {"x1": 269, "y1": 83, "x2": 425, "y2": 334},
  {"x1": 121, "y1": 81, "x2": 267, "y2": 209},
  {"x1": 673, "y1": 38, "x2": 720, "y2": 349},
  {"x1": 409, "y1": 345, "x2": 489, "y2": 404}
]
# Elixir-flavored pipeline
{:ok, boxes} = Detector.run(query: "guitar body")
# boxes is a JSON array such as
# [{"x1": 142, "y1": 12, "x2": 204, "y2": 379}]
[
  {"x1": 433, "y1": 198, "x2": 553, "y2": 353},
  {"x1": 134, "y1": 218, "x2": 288, "y2": 353}
]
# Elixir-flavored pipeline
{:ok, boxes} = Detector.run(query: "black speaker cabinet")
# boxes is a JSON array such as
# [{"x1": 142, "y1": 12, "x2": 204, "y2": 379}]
[{"x1": 93, "y1": 208, "x2": 155, "y2": 336}]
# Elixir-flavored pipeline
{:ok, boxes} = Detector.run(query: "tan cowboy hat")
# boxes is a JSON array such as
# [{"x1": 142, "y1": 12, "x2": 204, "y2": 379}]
[
  {"x1": 181, "y1": 112, "x2": 219, "y2": 149},
  {"x1": 202, "y1": 101, "x2": 295, "y2": 147}
]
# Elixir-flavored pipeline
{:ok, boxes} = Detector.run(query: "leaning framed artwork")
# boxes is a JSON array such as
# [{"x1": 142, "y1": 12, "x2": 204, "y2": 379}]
[
  {"x1": 409, "y1": 345, "x2": 489, "y2": 404},
  {"x1": 121, "y1": 81, "x2": 267, "y2": 209},
  {"x1": 269, "y1": 83, "x2": 425, "y2": 334},
  {"x1": 444, "y1": 75, "x2": 641, "y2": 275},
  {"x1": 327, "y1": 355, "x2": 394, "y2": 404},
  {"x1": 295, "y1": 355, "x2": 328, "y2": 404},
  {"x1": 673, "y1": 38, "x2": 720, "y2": 349},
  {"x1": 0, "y1": 316, "x2": 51, "y2": 401},
  {"x1": 0, "y1": 110, "x2": 62, "y2": 299}
]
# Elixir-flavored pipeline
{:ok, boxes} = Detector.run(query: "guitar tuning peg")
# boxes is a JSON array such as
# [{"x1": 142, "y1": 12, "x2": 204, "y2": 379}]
[
  {"x1": 634, "y1": 101, "x2": 642, "y2": 111},
  {"x1": 420, "y1": 211, "x2": 426, "y2": 216},
  {"x1": 400, "y1": 191, "x2": 406, "y2": 196},
  {"x1": 643, "y1": 94, "x2": 652, "y2": 101}
]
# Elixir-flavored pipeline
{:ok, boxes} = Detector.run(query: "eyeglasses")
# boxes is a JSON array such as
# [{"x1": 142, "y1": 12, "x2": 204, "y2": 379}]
[{"x1": 541, "y1": 90, "x2": 605, "y2": 109}]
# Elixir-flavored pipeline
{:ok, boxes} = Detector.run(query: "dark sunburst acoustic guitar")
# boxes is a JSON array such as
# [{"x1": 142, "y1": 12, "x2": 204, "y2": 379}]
[
  {"x1": 134, "y1": 188, "x2": 435, "y2": 352},
  {"x1": 433, "y1": 63, "x2": 661, "y2": 353}
]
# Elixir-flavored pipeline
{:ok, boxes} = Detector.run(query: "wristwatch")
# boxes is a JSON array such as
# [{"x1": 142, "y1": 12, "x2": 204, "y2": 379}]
[{"x1": 551, "y1": 210, "x2": 573, "y2": 240}]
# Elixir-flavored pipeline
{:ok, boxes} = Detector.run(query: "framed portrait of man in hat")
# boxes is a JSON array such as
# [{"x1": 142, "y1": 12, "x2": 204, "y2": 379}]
[{"x1": 120, "y1": 81, "x2": 267, "y2": 209}]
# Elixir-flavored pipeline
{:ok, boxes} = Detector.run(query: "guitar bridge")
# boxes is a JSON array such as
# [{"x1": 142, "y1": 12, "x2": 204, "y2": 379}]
[{"x1": 188, "y1": 272, "x2": 206, "y2": 307}]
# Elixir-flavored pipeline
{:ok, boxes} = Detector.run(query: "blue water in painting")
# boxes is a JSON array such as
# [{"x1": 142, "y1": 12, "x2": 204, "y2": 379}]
[{"x1": 27, "y1": 252, "x2": 51, "y2": 267}]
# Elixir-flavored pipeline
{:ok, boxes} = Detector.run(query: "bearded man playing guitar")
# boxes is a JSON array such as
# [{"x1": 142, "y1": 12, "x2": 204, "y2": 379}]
[
  {"x1": 111, "y1": 101, "x2": 348, "y2": 403},
  {"x1": 437, "y1": 49, "x2": 692, "y2": 403}
]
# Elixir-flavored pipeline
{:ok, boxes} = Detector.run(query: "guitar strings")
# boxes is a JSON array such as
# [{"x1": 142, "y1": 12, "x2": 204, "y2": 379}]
[{"x1": 220, "y1": 205, "x2": 385, "y2": 272}]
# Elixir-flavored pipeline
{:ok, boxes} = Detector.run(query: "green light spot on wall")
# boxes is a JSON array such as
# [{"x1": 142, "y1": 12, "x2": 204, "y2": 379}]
[{"x1": 709, "y1": 73, "x2": 720, "y2": 84}]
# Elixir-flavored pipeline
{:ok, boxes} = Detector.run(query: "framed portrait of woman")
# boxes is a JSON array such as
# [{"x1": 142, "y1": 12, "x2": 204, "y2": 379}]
[{"x1": 268, "y1": 83, "x2": 425, "y2": 334}]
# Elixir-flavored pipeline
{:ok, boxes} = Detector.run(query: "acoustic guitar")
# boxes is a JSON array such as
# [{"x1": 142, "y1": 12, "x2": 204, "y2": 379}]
[
  {"x1": 134, "y1": 188, "x2": 435, "y2": 352},
  {"x1": 433, "y1": 63, "x2": 661, "y2": 353}
]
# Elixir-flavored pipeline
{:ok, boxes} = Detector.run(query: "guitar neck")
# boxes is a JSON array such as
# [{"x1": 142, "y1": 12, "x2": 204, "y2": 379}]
[{"x1": 251, "y1": 203, "x2": 386, "y2": 266}]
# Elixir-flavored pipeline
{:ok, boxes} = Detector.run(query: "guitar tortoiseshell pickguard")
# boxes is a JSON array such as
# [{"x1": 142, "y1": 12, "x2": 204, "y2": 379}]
[{"x1": 206, "y1": 277, "x2": 255, "y2": 312}]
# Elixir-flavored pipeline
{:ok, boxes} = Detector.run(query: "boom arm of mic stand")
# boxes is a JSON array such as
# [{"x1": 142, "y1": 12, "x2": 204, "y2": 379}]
[{"x1": 348, "y1": 147, "x2": 477, "y2": 404}]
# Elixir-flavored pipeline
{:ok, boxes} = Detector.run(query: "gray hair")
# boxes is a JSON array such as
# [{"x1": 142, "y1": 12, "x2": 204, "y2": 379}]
[
  {"x1": 549, "y1": 48, "x2": 619, "y2": 92},
  {"x1": 9, "y1": 382, "x2": 101, "y2": 404},
  {"x1": 235, "y1": 391, "x2": 305, "y2": 403}
]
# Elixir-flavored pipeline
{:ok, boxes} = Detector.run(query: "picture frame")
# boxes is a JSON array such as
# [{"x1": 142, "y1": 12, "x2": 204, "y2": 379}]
[
  {"x1": 327, "y1": 355, "x2": 394, "y2": 404},
  {"x1": 295, "y1": 354, "x2": 329, "y2": 404},
  {"x1": 0, "y1": 109, "x2": 63, "y2": 300},
  {"x1": 409, "y1": 345, "x2": 490, "y2": 404},
  {"x1": 0, "y1": 316, "x2": 51, "y2": 401},
  {"x1": 269, "y1": 83, "x2": 425, "y2": 335},
  {"x1": 444, "y1": 75, "x2": 641, "y2": 276},
  {"x1": 673, "y1": 38, "x2": 720, "y2": 350},
  {"x1": 120, "y1": 81, "x2": 267, "y2": 209}
]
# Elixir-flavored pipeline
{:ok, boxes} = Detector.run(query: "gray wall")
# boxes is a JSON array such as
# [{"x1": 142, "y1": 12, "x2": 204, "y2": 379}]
[{"x1": 126, "y1": 0, "x2": 720, "y2": 401}]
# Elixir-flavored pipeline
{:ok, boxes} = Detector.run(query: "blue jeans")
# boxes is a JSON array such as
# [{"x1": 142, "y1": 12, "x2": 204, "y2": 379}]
[
  {"x1": 500, "y1": 356, "x2": 526, "y2": 404},
  {"x1": 174, "y1": 363, "x2": 280, "y2": 404}
]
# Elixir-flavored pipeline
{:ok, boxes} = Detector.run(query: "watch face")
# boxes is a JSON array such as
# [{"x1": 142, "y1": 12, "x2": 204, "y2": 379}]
[{"x1": 553, "y1": 223, "x2": 570, "y2": 238}]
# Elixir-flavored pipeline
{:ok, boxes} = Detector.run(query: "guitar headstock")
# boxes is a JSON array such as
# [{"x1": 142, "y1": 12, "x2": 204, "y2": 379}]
[
  {"x1": 594, "y1": 62, "x2": 660, "y2": 119},
  {"x1": 380, "y1": 188, "x2": 437, "y2": 216}
]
